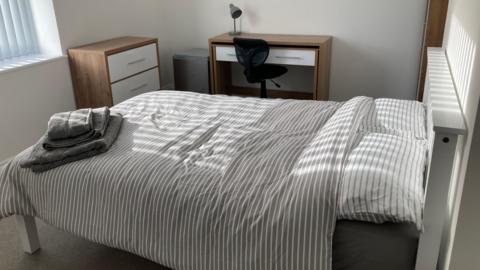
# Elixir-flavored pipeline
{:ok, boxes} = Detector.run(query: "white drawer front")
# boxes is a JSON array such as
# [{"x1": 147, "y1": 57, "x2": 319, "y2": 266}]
[
  {"x1": 268, "y1": 49, "x2": 316, "y2": 66},
  {"x1": 111, "y1": 68, "x2": 160, "y2": 104},
  {"x1": 215, "y1": 46, "x2": 239, "y2": 62},
  {"x1": 108, "y1": 43, "x2": 158, "y2": 82},
  {"x1": 215, "y1": 46, "x2": 316, "y2": 66}
]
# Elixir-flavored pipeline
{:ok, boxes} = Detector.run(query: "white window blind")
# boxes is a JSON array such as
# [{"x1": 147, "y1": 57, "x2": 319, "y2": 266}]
[{"x1": 0, "y1": 0, "x2": 39, "y2": 62}]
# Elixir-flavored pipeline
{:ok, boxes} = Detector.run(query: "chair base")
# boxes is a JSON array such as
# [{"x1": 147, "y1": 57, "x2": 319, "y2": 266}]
[{"x1": 260, "y1": 81, "x2": 267, "y2": 98}]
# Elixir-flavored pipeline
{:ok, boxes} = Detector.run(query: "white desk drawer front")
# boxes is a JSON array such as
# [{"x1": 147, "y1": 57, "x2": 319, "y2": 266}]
[
  {"x1": 215, "y1": 46, "x2": 316, "y2": 66},
  {"x1": 269, "y1": 49, "x2": 316, "y2": 66},
  {"x1": 111, "y1": 68, "x2": 160, "y2": 105},
  {"x1": 215, "y1": 46, "x2": 239, "y2": 62},
  {"x1": 108, "y1": 43, "x2": 158, "y2": 82}
]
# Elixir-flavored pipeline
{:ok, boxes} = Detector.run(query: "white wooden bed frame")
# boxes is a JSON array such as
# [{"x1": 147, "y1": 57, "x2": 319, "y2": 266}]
[
  {"x1": 14, "y1": 48, "x2": 466, "y2": 270},
  {"x1": 415, "y1": 48, "x2": 466, "y2": 270}
]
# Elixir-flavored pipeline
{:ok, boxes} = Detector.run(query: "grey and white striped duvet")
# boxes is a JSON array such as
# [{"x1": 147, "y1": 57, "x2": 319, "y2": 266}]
[{"x1": 0, "y1": 91, "x2": 427, "y2": 270}]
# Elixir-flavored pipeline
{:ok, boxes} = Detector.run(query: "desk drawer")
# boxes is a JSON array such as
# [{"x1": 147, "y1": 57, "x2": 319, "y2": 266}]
[
  {"x1": 215, "y1": 46, "x2": 316, "y2": 66},
  {"x1": 111, "y1": 68, "x2": 160, "y2": 104},
  {"x1": 108, "y1": 43, "x2": 158, "y2": 82}
]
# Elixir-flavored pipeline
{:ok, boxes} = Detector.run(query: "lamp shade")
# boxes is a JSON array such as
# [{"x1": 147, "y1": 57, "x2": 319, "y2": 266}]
[{"x1": 230, "y1": 4, "x2": 242, "y2": 19}]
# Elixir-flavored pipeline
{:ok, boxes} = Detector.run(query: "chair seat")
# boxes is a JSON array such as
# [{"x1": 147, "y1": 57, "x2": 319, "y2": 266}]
[{"x1": 245, "y1": 64, "x2": 288, "y2": 83}]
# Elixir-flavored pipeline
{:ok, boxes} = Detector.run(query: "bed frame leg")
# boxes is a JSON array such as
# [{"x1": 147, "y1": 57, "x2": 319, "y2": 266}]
[
  {"x1": 15, "y1": 215, "x2": 41, "y2": 254},
  {"x1": 415, "y1": 134, "x2": 458, "y2": 270}
]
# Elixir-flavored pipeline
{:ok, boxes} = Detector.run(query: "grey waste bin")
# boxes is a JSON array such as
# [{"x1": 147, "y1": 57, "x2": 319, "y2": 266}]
[{"x1": 173, "y1": 48, "x2": 210, "y2": 94}]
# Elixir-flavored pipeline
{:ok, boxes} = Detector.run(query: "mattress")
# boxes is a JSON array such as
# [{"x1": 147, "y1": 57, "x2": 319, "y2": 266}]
[
  {"x1": 333, "y1": 221, "x2": 419, "y2": 270},
  {"x1": 0, "y1": 91, "x2": 427, "y2": 270}
]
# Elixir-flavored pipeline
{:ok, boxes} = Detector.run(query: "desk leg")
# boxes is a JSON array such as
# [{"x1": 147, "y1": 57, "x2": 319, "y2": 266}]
[{"x1": 209, "y1": 45, "x2": 232, "y2": 95}]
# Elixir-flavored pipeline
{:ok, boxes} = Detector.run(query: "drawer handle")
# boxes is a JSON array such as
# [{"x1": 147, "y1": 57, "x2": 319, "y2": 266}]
[
  {"x1": 130, "y1": 83, "x2": 148, "y2": 92},
  {"x1": 127, "y1": 58, "x2": 146, "y2": 65},
  {"x1": 275, "y1": 56, "x2": 303, "y2": 60}
]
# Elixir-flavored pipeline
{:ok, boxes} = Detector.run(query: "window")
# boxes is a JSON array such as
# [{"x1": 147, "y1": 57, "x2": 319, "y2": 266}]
[
  {"x1": 0, "y1": 0, "x2": 39, "y2": 62},
  {"x1": 0, "y1": 0, "x2": 62, "y2": 72}
]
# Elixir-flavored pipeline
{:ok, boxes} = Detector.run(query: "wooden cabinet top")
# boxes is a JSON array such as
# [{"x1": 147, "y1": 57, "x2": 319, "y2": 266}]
[
  {"x1": 209, "y1": 33, "x2": 332, "y2": 47},
  {"x1": 68, "y1": 36, "x2": 158, "y2": 55}
]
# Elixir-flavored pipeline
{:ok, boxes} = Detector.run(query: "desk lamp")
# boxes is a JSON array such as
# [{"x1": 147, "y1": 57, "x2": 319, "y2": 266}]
[{"x1": 229, "y1": 4, "x2": 242, "y2": 36}]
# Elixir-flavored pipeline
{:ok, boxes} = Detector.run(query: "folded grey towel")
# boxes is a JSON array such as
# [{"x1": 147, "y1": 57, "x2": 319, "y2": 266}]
[
  {"x1": 43, "y1": 107, "x2": 110, "y2": 150},
  {"x1": 47, "y1": 108, "x2": 93, "y2": 140},
  {"x1": 20, "y1": 113, "x2": 123, "y2": 173}
]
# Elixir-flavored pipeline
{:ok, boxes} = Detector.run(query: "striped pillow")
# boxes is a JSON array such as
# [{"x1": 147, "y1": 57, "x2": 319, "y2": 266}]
[
  {"x1": 359, "y1": 99, "x2": 427, "y2": 140},
  {"x1": 338, "y1": 133, "x2": 426, "y2": 229}
]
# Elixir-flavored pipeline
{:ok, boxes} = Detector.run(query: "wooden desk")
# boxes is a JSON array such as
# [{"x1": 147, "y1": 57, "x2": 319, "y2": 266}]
[{"x1": 208, "y1": 33, "x2": 332, "y2": 100}]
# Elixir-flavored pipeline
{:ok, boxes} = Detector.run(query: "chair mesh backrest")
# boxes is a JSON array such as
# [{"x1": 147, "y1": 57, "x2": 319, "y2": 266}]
[{"x1": 233, "y1": 38, "x2": 269, "y2": 72}]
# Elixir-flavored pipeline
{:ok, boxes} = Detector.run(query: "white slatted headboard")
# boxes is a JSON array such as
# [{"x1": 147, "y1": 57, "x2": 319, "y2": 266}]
[{"x1": 416, "y1": 48, "x2": 467, "y2": 270}]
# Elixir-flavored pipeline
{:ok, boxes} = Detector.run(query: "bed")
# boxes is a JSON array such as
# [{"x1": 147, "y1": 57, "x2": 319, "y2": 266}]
[
  {"x1": 0, "y1": 48, "x2": 466, "y2": 270},
  {"x1": 0, "y1": 90, "x2": 425, "y2": 269}
]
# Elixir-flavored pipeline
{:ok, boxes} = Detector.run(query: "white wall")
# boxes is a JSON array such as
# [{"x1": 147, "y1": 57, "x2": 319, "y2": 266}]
[
  {"x1": 51, "y1": 0, "x2": 172, "y2": 81},
  {"x1": 161, "y1": 0, "x2": 428, "y2": 100},
  {"x1": 0, "y1": 0, "x2": 429, "y2": 160},
  {"x1": 0, "y1": 58, "x2": 75, "y2": 160},
  {"x1": 448, "y1": 104, "x2": 480, "y2": 270},
  {"x1": 0, "y1": 0, "x2": 172, "y2": 161},
  {"x1": 439, "y1": 0, "x2": 480, "y2": 268}
]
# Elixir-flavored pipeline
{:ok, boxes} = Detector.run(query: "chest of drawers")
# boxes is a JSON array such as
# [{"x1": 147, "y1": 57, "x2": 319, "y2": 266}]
[{"x1": 68, "y1": 37, "x2": 161, "y2": 108}]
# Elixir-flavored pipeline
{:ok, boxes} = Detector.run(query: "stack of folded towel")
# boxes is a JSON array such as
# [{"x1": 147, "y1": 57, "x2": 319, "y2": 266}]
[{"x1": 20, "y1": 107, "x2": 123, "y2": 173}]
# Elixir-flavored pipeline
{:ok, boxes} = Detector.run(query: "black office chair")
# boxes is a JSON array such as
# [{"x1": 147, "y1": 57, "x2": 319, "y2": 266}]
[{"x1": 233, "y1": 38, "x2": 288, "y2": 98}]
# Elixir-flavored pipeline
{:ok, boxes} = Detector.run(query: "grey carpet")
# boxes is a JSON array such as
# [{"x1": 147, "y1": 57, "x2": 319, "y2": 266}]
[{"x1": 0, "y1": 216, "x2": 171, "y2": 270}]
